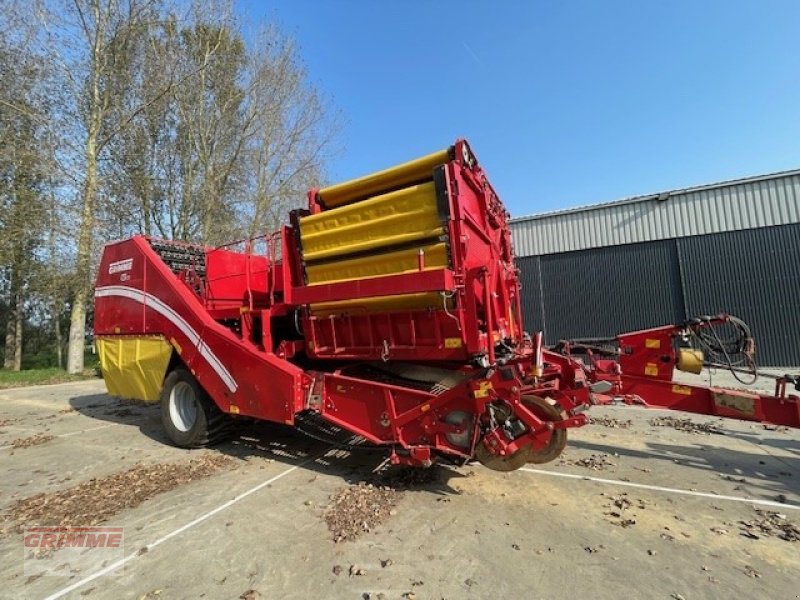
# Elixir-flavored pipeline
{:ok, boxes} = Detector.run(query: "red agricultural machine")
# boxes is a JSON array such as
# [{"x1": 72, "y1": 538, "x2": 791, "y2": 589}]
[{"x1": 93, "y1": 140, "x2": 800, "y2": 471}]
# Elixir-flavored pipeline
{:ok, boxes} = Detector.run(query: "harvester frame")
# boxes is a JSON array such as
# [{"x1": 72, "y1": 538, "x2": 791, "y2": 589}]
[{"x1": 93, "y1": 139, "x2": 799, "y2": 472}]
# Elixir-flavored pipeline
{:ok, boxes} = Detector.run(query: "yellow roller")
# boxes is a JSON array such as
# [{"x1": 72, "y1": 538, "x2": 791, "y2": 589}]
[
  {"x1": 310, "y1": 292, "x2": 449, "y2": 317},
  {"x1": 306, "y1": 242, "x2": 448, "y2": 285},
  {"x1": 317, "y1": 148, "x2": 450, "y2": 208},
  {"x1": 300, "y1": 182, "x2": 443, "y2": 262}
]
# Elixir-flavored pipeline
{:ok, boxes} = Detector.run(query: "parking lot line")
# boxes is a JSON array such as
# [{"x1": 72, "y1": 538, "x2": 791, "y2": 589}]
[
  {"x1": 520, "y1": 467, "x2": 800, "y2": 511},
  {"x1": 43, "y1": 452, "x2": 325, "y2": 600}
]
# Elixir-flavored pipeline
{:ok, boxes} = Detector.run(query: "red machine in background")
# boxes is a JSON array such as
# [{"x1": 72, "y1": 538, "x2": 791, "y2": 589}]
[
  {"x1": 93, "y1": 140, "x2": 799, "y2": 473},
  {"x1": 556, "y1": 314, "x2": 800, "y2": 428}
]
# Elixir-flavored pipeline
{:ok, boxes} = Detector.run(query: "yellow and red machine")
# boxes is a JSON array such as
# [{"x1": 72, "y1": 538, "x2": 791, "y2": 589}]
[
  {"x1": 93, "y1": 140, "x2": 799, "y2": 471},
  {"x1": 558, "y1": 314, "x2": 800, "y2": 427}
]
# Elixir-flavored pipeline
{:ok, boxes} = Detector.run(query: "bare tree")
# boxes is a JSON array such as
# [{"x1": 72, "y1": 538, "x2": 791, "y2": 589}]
[
  {"x1": 108, "y1": 12, "x2": 339, "y2": 245},
  {"x1": 0, "y1": 0, "x2": 339, "y2": 372},
  {"x1": 0, "y1": 35, "x2": 51, "y2": 370},
  {"x1": 242, "y1": 25, "x2": 339, "y2": 238},
  {"x1": 25, "y1": 0, "x2": 165, "y2": 373}
]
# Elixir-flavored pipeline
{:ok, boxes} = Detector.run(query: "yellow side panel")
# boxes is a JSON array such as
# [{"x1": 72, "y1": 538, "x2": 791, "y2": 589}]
[
  {"x1": 310, "y1": 292, "x2": 446, "y2": 317},
  {"x1": 306, "y1": 242, "x2": 448, "y2": 285},
  {"x1": 96, "y1": 336, "x2": 173, "y2": 402},
  {"x1": 318, "y1": 148, "x2": 449, "y2": 208},
  {"x1": 300, "y1": 182, "x2": 443, "y2": 262}
]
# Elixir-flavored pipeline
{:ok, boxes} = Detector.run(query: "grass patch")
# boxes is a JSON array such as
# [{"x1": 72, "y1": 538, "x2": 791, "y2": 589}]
[{"x1": 0, "y1": 367, "x2": 99, "y2": 389}]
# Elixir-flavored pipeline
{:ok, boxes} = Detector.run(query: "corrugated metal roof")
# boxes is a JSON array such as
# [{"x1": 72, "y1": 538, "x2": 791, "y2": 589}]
[{"x1": 511, "y1": 168, "x2": 800, "y2": 257}]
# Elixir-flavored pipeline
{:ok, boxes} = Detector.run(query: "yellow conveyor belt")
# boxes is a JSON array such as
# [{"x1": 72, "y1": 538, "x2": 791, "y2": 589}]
[{"x1": 317, "y1": 147, "x2": 449, "y2": 208}]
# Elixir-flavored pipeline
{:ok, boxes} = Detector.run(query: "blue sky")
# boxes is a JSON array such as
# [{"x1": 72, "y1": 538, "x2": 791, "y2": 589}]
[{"x1": 238, "y1": 1, "x2": 800, "y2": 217}]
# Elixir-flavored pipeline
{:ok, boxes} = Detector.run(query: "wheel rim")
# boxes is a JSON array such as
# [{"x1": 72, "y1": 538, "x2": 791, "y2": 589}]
[
  {"x1": 169, "y1": 381, "x2": 198, "y2": 432},
  {"x1": 522, "y1": 395, "x2": 568, "y2": 464}
]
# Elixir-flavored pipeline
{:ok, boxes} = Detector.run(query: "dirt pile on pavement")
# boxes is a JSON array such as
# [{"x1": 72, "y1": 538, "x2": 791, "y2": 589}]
[
  {"x1": 2, "y1": 454, "x2": 232, "y2": 532},
  {"x1": 601, "y1": 492, "x2": 648, "y2": 528},
  {"x1": 649, "y1": 416, "x2": 724, "y2": 435},
  {"x1": 11, "y1": 434, "x2": 55, "y2": 449},
  {"x1": 323, "y1": 482, "x2": 402, "y2": 543},
  {"x1": 589, "y1": 416, "x2": 632, "y2": 429},
  {"x1": 560, "y1": 453, "x2": 616, "y2": 470},
  {"x1": 739, "y1": 509, "x2": 800, "y2": 542}
]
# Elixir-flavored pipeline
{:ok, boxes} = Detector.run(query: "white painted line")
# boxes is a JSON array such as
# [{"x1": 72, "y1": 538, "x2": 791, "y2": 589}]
[
  {"x1": 43, "y1": 453, "x2": 322, "y2": 600},
  {"x1": 521, "y1": 467, "x2": 800, "y2": 511},
  {"x1": 0, "y1": 425, "x2": 113, "y2": 451},
  {"x1": 56, "y1": 425, "x2": 114, "y2": 438}
]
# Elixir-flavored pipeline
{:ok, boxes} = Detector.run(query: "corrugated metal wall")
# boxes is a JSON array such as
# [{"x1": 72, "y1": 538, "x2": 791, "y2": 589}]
[
  {"x1": 678, "y1": 223, "x2": 800, "y2": 366},
  {"x1": 519, "y1": 242, "x2": 684, "y2": 345},
  {"x1": 517, "y1": 255, "x2": 544, "y2": 334},
  {"x1": 511, "y1": 170, "x2": 800, "y2": 257},
  {"x1": 518, "y1": 223, "x2": 800, "y2": 366}
]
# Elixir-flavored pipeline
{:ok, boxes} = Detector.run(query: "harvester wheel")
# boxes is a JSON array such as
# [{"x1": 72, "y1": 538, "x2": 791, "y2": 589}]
[
  {"x1": 475, "y1": 440, "x2": 531, "y2": 472},
  {"x1": 475, "y1": 395, "x2": 567, "y2": 471},
  {"x1": 521, "y1": 395, "x2": 567, "y2": 464},
  {"x1": 160, "y1": 368, "x2": 232, "y2": 448}
]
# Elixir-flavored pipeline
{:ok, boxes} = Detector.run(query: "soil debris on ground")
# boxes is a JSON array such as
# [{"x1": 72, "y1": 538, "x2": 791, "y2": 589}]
[
  {"x1": 762, "y1": 424, "x2": 789, "y2": 433},
  {"x1": 744, "y1": 565, "x2": 762, "y2": 578},
  {"x1": 349, "y1": 564, "x2": 366, "y2": 576},
  {"x1": 589, "y1": 416, "x2": 632, "y2": 429},
  {"x1": 601, "y1": 492, "x2": 648, "y2": 527},
  {"x1": 0, "y1": 417, "x2": 17, "y2": 427},
  {"x1": 560, "y1": 453, "x2": 616, "y2": 470},
  {"x1": 2, "y1": 454, "x2": 232, "y2": 531},
  {"x1": 739, "y1": 509, "x2": 800, "y2": 542},
  {"x1": 322, "y1": 482, "x2": 402, "y2": 543},
  {"x1": 11, "y1": 434, "x2": 55, "y2": 449},
  {"x1": 649, "y1": 416, "x2": 724, "y2": 435}
]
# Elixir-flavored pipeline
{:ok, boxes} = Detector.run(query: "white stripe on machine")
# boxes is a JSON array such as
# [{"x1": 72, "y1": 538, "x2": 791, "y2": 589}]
[{"x1": 94, "y1": 285, "x2": 238, "y2": 393}]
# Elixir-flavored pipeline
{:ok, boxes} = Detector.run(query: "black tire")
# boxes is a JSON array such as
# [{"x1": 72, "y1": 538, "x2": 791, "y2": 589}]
[{"x1": 160, "y1": 368, "x2": 232, "y2": 448}]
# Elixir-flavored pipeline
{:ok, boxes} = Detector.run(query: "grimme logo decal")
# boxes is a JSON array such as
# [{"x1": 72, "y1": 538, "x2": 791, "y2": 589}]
[
  {"x1": 23, "y1": 526, "x2": 125, "y2": 577},
  {"x1": 108, "y1": 258, "x2": 133, "y2": 275}
]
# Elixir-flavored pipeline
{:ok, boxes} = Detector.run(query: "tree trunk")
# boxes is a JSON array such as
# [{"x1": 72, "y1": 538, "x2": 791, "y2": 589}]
[
  {"x1": 3, "y1": 269, "x2": 21, "y2": 371},
  {"x1": 53, "y1": 298, "x2": 63, "y2": 369},
  {"x1": 13, "y1": 290, "x2": 22, "y2": 371},
  {"x1": 66, "y1": 292, "x2": 87, "y2": 374},
  {"x1": 3, "y1": 290, "x2": 14, "y2": 370},
  {"x1": 66, "y1": 136, "x2": 98, "y2": 374}
]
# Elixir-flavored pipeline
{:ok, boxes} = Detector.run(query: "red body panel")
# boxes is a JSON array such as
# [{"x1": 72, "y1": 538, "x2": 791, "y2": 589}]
[
  {"x1": 95, "y1": 237, "x2": 307, "y2": 425},
  {"x1": 297, "y1": 140, "x2": 522, "y2": 365},
  {"x1": 94, "y1": 139, "x2": 797, "y2": 470},
  {"x1": 94, "y1": 141, "x2": 590, "y2": 466},
  {"x1": 572, "y1": 319, "x2": 800, "y2": 428}
]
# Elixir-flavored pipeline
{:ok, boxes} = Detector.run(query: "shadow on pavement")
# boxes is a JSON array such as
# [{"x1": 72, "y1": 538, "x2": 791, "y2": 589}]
[
  {"x1": 68, "y1": 391, "x2": 466, "y2": 495},
  {"x1": 569, "y1": 437, "x2": 800, "y2": 502}
]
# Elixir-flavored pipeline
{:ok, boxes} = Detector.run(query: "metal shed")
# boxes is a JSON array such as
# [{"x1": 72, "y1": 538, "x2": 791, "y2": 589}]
[{"x1": 510, "y1": 169, "x2": 800, "y2": 366}]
